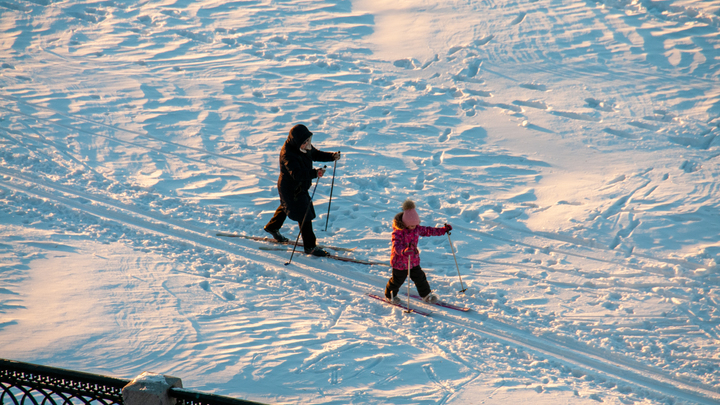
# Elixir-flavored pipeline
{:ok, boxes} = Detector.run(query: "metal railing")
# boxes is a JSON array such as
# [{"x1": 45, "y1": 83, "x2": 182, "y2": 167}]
[
  {"x1": 0, "y1": 358, "x2": 127, "y2": 405},
  {"x1": 0, "y1": 359, "x2": 267, "y2": 405},
  {"x1": 169, "y1": 388, "x2": 266, "y2": 405}
]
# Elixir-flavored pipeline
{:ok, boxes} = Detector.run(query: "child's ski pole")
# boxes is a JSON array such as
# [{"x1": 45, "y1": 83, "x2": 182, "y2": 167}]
[
  {"x1": 405, "y1": 255, "x2": 412, "y2": 313},
  {"x1": 286, "y1": 166, "x2": 326, "y2": 266},
  {"x1": 447, "y1": 230, "x2": 467, "y2": 293}
]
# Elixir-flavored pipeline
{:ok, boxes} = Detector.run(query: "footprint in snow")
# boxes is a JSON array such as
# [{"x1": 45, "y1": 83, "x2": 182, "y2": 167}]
[
  {"x1": 549, "y1": 110, "x2": 601, "y2": 122},
  {"x1": 644, "y1": 110, "x2": 676, "y2": 122},
  {"x1": 405, "y1": 80, "x2": 429, "y2": 91},
  {"x1": 585, "y1": 98, "x2": 615, "y2": 112},
  {"x1": 519, "y1": 83, "x2": 547, "y2": 91},
  {"x1": 465, "y1": 89, "x2": 492, "y2": 97},
  {"x1": 427, "y1": 196, "x2": 441, "y2": 209},
  {"x1": 461, "y1": 209, "x2": 479, "y2": 222},
  {"x1": 448, "y1": 45, "x2": 464, "y2": 56},
  {"x1": 680, "y1": 160, "x2": 701, "y2": 173},
  {"x1": 513, "y1": 100, "x2": 547, "y2": 110},
  {"x1": 510, "y1": 12, "x2": 527, "y2": 25},
  {"x1": 222, "y1": 38, "x2": 237, "y2": 46},
  {"x1": 628, "y1": 120, "x2": 660, "y2": 131},
  {"x1": 178, "y1": 29, "x2": 213, "y2": 44},
  {"x1": 607, "y1": 174, "x2": 626, "y2": 185},
  {"x1": 344, "y1": 123, "x2": 366, "y2": 132},
  {"x1": 268, "y1": 35, "x2": 288, "y2": 43},
  {"x1": 421, "y1": 54, "x2": 439, "y2": 69},
  {"x1": 414, "y1": 172, "x2": 425, "y2": 190},
  {"x1": 495, "y1": 103, "x2": 522, "y2": 113},
  {"x1": 140, "y1": 83, "x2": 162, "y2": 100},
  {"x1": 431, "y1": 151, "x2": 443, "y2": 166},
  {"x1": 474, "y1": 34, "x2": 494, "y2": 46},
  {"x1": 464, "y1": 58, "x2": 482, "y2": 78},
  {"x1": 603, "y1": 128, "x2": 640, "y2": 139},
  {"x1": 438, "y1": 128, "x2": 451, "y2": 143},
  {"x1": 393, "y1": 58, "x2": 419, "y2": 69},
  {"x1": 137, "y1": 15, "x2": 154, "y2": 25}
]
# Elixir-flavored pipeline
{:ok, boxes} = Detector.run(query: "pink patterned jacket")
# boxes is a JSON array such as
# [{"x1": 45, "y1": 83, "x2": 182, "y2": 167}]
[{"x1": 390, "y1": 213, "x2": 447, "y2": 270}]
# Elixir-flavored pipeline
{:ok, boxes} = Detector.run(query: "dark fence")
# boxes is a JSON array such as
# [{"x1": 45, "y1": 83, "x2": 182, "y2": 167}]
[
  {"x1": 0, "y1": 359, "x2": 266, "y2": 405},
  {"x1": 0, "y1": 358, "x2": 127, "y2": 405},
  {"x1": 168, "y1": 388, "x2": 266, "y2": 405}
]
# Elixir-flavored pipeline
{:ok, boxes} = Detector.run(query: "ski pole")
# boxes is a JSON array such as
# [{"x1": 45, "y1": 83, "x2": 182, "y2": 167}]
[
  {"x1": 447, "y1": 230, "x2": 467, "y2": 293},
  {"x1": 324, "y1": 156, "x2": 338, "y2": 232},
  {"x1": 285, "y1": 165, "x2": 326, "y2": 266},
  {"x1": 405, "y1": 255, "x2": 412, "y2": 314}
]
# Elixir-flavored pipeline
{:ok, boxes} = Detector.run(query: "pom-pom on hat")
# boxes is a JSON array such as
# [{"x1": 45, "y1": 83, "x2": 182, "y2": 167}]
[{"x1": 402, "y1": 200, "x2": 420, "y2": 227}]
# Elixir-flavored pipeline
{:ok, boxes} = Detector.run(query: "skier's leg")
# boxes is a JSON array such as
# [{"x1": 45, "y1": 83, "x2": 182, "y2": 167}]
[
  {"x1": 300, "y1": 218, "x2": 317, "y2": 252},
  {"x1": 265, "y1": 205, "x2": 287, "y2": 231},
  {"x1": 385, "y1": 268, "x2": 408, "y2": 299},
  {"x1": 409, "y1": 266, "x2": 431, "y2": 297},
  {"x1": 264, "y1": 205, "x2": 289, "y2": 242}
]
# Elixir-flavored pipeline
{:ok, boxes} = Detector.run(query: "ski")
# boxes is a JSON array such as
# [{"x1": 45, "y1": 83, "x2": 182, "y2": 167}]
[
  {"x1": 258, "y1": 246, "x2": 389, "y2": 266},
  {"x1": 367, "y1": 293, "x2": 432, "y2": 316},
  {"x1": 410, "y1": 294, "x2": 470, "y2": 312},
  {"x1": 216, "y1": 232, "x2": 356, "y2": 252}
]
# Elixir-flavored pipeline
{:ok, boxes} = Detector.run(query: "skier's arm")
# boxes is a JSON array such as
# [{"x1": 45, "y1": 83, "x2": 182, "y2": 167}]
[
  {"x1": 310, "y1": 146, "x2": 338, "y2": 162},
  {"x1": 417, "y1": 225, "x2": 447, "y2": 237}
]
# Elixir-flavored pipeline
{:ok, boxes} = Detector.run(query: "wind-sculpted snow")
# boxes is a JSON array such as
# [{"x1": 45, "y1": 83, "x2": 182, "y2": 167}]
[{"x1": 1, "y1": 0, "x2": 720, "y2": 404}]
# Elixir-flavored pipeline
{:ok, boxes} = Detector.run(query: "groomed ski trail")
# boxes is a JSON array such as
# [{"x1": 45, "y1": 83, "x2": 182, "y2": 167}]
[{"x1": 1, "y1": 168, "x2": 719, "y2": 405}]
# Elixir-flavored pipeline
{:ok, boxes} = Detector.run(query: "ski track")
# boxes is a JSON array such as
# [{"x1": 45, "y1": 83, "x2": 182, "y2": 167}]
[
  {"x1": 0, "y1": 99, "x2": 712, "y2": 273},
  {"x1": 0, "y1": 98, "x2": 716, "y2": 280},
  {"x1": 2, "y1": 0, "x2": 720, "y2": 403},
  {"x1": 0, "y1": 168, "x2": 719, "y2": 404},
  {"x1": 3, "y1": 69, "x2": 717, "y2": 399}
]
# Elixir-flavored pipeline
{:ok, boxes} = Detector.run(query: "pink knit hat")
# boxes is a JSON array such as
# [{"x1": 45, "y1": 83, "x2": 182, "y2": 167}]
[{"x1": 401, "y1": 200, "x2": 420, "y2": 227}]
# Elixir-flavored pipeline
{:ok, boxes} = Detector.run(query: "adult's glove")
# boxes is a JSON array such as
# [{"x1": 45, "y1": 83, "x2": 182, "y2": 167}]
[{"x1": 444, "y1": 223, "x2": 453, "y2": 233}]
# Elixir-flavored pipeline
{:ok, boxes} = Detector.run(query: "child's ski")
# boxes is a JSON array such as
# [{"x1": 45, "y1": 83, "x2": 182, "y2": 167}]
[
  {"x1": 258, "y1": 246, "x2": 389, "y2": 266},
  {"x1": 367, "y1": 294, "x2": 432, "y2": 316},
  {"x1": 216, "y1": 232, "x2": 356, "y2": 252},
  {"x1": 410, "y1": 294, "x2": 470, "y2": 312}
]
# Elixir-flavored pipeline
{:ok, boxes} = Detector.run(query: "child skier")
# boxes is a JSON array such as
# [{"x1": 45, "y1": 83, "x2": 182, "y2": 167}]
[{"x1": 385, "y1": 200, "x2": 452, "y2": 305}]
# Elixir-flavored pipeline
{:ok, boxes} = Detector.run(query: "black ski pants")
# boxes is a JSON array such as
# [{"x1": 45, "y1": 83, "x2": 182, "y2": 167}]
[
  {"x1": 385, "y1": 266, "x2": 431, "y2": 299},
  {"x1": 265, "y1": 205, "x2": 317, "y2": 252}
]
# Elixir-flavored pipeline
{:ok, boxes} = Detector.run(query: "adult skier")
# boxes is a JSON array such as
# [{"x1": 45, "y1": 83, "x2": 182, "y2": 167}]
[{"x1": 264, "y1": 124, "x2": 340, "y2": 256}]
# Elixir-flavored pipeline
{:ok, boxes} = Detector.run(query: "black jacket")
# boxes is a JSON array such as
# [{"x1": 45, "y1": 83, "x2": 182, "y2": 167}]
[{"x1": 277, "y1": 130, "x2": 335, "y2": 222}]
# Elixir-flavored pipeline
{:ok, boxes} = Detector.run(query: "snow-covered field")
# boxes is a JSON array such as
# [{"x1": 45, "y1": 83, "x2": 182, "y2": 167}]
[{"x1": 2, "y1": 0, "x2": 720, "y2": 403}]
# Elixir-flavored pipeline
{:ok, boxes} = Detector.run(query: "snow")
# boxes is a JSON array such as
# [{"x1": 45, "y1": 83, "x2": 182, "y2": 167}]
[{"x1": 1, "y1": 0, "x2": 720, "y2": 404}]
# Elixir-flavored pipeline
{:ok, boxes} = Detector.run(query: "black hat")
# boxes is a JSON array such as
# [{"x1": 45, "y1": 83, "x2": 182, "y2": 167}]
[{"x1": 288, "y1": 124, "x2": 313, "y2": 147}]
